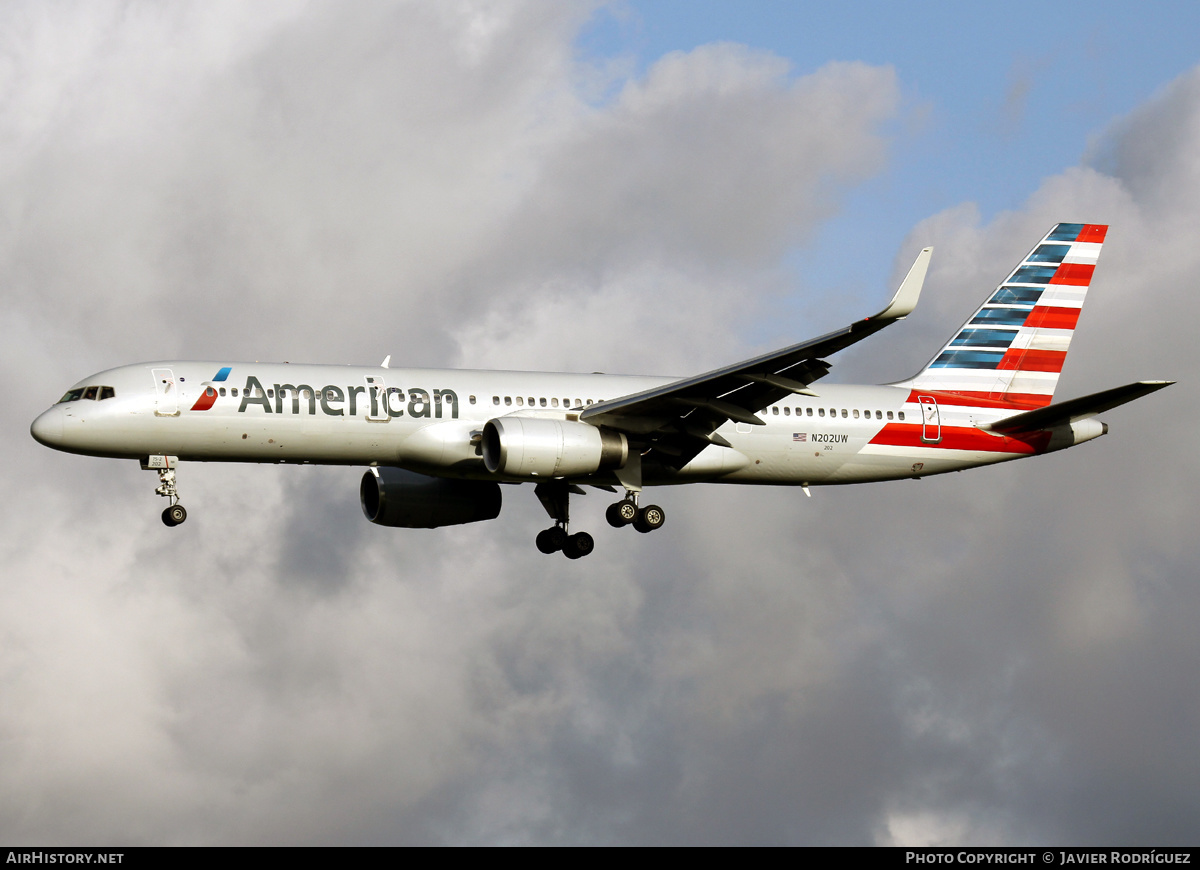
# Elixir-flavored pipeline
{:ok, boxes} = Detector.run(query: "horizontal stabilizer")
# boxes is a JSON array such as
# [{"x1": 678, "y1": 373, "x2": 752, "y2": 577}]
[{"x1": 986, "y1": 380, "x2": 1174, "y2": 434}]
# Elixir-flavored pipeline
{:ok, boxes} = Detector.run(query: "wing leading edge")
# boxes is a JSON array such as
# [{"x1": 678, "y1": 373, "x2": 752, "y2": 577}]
[{"x1": 581, "y1": 247, "x2": 933, "y2": 466}]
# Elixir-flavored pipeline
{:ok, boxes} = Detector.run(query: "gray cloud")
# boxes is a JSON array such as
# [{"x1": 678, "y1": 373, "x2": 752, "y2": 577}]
[{"x1": 2, "y1": 1, "x2": 1198, "y2": 846}]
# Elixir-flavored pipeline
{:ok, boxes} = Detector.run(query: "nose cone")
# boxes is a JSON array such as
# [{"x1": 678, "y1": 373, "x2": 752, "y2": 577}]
[{"x1": 30, "y1": 407, "x2": 64, "y2": 448}]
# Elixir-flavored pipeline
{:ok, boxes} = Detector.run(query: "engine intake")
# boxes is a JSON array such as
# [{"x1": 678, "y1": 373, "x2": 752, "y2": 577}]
[
  {"x1": 360, "y1": 467, "x2": 502, "y2": 528},
  {"x1": 481, "y1": 417, "x2": 628, "y2": 478}
]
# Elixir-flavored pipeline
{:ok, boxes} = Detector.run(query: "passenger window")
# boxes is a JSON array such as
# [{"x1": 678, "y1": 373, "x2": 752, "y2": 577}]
[
  {"x1": 783, "y1": 407, "x2": 790, "y2": 416},
  {"x1": 898, "y1": 411, "x2": 905, "y2": 421},
  {"x1": 516, "y1": 397, "x2": 523, "y2": 406},
  {"x1": 841, "y1": 409, "x2": 848, "y2": 418},
  {"x1": 806, "y1": 408, "x2": 813, "y2": 416},
  {"x1": 232, "y1": 388, "x2": 239, "y2": 397},
  {"x1": 469, "y1": 395, "x2": 477, "y2": 405},
  {"x1": 887, "y1": 411, "x2": 893, "y2": 420},
  {"x1": 504, "y1": 397, "x2": 512, "y2": 406},
  {"x1": 268, "y1": 389, "x2": 274, "y2": 398},
  {"x1": 853, "y1": 409, "x2": 859, "y2": 419},
  {"x1": 540, "y1": 398, "x2": 547, "y2": 407},
  {"x1": 771, "y1": 406, "x2": 778, "y2": 415},
  {"x1": 551, "y1": 398, "x2": 559, "y2": 408},
  {"x1": 876, "y1": 410, "x2": 882, "y2": 420},
  {"x1": 818, "y1": 408, "x2": 825, "y2": 417},
  {"x1": 586, "y1": 399, "x2": 593, "y2": 405},
  {"x1": 528, "y1": 397, "x2": 534, "y2": 406},
  {"x1": 493, "y1": 396, "x2": 500, "y2": 405}
]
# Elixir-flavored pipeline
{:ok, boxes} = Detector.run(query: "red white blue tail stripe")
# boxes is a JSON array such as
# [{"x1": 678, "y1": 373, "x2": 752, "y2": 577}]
[{"x1": 903, "y1": 223, "x2": 1106, "y2": 409}]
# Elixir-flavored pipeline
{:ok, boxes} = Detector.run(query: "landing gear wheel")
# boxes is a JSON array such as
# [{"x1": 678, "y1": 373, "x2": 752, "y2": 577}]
[
  {"x1": 633, "y1": 504, "x2": 665, "y2": 534},
  {"x1": 563, "y1": 531, "x2": 594, "y2": 560},
  {"x1": 606, "y1": 499, "x2": 638, "y2": 528},
  {"x1": 162, "y1": 504, "x2": 187, "y2": 527},
  {"x1": 536, "y1": 526, "x2": 568, "y2": 554}
]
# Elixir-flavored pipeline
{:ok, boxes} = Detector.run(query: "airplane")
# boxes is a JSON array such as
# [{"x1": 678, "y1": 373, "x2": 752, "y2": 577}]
[{"x1": 31, "y1": 223, "x2": 1172, "y2": 559}]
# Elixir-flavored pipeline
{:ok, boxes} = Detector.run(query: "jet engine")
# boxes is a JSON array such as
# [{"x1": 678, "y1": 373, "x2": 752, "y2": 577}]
[
  {"x1": 360, "y1": 467, "x2": 502, "y2": 528},
  {"x1": 481, "y1": 417, "x2": 628, "y2": 478}
]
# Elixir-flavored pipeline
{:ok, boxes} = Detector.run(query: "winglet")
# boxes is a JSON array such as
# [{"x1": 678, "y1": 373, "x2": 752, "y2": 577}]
[{"x1": 870, "y1": 246, "x2": 932, "y2": 321}]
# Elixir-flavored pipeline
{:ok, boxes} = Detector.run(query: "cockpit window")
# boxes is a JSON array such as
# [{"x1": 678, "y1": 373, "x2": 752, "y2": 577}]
[{"x1": 57, "y1": 385, "x2": 116, "y2": 403}]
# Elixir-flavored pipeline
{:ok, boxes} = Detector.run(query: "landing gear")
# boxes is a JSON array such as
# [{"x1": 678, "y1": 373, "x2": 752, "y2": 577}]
[
  {"x1": 606, "y1": 499, "x2": 638, "y2": 528},
  {"x1": 531, "y1": 481, "x2": 665, "y2": 556},
  {"x1": 149, "y1": 460, "x2": 187, "y2": 527},
  {"x1": 534, "y1": 480, "x2": 596, "y2": 559},
  {"x1": 535, "y1": 526, "x2": 568, "y2": 554},
  {"x1": 633, "y1": 503, "x2": 665, "y2": 533},
  {"x1": 606, "y1": 492, "x2": 665, "y2": 534}
]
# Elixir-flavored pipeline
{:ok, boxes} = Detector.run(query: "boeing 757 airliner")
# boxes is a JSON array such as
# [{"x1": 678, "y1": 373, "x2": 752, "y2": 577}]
[{"x1": 31, "y1": 224, "x2": 1171, "y2": 558}]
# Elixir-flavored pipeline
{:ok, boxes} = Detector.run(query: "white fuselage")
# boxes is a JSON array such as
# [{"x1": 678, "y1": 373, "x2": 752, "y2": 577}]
[{"x1": 31, "y1": 360, "x2": 1059, "y2": 488}]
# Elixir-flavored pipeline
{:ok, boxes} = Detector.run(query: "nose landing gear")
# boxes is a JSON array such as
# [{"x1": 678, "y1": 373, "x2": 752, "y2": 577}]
[{"x1": 144, "y1": 456, "x2": 187, "y2": 527}]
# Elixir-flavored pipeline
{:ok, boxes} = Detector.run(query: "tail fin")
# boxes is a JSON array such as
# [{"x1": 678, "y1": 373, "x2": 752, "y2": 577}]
[{"x1": 904, "y1": 223, "x2": 1107, "y2": 409}]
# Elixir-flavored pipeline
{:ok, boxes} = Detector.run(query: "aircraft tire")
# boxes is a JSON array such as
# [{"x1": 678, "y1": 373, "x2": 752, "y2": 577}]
[
  {"x1": 162, "y1": 505, "x2": 187, "y2": 527},
  {"x1": 563, "y1": 531, "x2": 594, "y2": 559},
  {"x1": 606, "y1": 501, "x2": 637, "y2": 528},
  {"x1": 536, "y1": 528, "x2": 563, "y2": 554},
  {"x1": 633, "y1": 505, "x2": 665, "y2": 533}
]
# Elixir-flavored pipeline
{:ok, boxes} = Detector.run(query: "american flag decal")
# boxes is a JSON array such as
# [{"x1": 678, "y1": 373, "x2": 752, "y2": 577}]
[{"x1": 793, "y1": 432, "x2": 807, "y2": 442}]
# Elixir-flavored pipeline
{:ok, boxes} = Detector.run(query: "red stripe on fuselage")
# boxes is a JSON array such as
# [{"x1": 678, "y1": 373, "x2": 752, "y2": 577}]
[
  {"x1": 1024, "y1": 306, "x2": 1081, "y2": 330},
  {"x1": 903, "y1": 389, "x2": 1053, "y2": 410},
  {"x1": 869, "y1": 423, "x2": 1049, "y2": 454},
  {"x1": 996, "y1": 349, "x2": 1066, "y2": 372}
]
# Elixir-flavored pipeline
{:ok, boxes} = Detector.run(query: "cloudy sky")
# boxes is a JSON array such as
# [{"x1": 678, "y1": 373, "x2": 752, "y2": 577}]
[{"x1": 3, "y1": 0, "x2": 1198, "y2": 845}]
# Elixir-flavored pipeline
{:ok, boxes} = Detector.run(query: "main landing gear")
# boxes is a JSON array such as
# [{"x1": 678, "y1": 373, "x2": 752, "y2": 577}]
[
  {"x1": 532, "y1": 481, "x2": 666, "y2": 558},
  {"x1": 605, "y1": 492, "x2": 665, "y2": 534},
  {"x1": 534, "y1": 481, "x2": 594, "y2": 559},
  {"x1": 149, "y1": 460, "x2": 187, "y2": 527}
]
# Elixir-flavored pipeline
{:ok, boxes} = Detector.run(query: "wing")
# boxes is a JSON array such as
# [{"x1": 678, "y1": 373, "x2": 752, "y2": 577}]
[{"x1": 581, "y1": 247, "x2": 933, "y2": 468}]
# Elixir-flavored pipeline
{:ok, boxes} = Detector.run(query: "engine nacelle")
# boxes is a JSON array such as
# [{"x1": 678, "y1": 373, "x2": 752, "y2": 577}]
[
  {"x1": 481, "y1": 417, "x2": 628, "y2": 478},
  {"x1": 360, "y1": 467, "x2": 501, "y2": 528}
]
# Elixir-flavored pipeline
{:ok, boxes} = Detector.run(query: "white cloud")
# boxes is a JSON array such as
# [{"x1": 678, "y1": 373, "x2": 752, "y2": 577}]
[{"x1": 3, "y1": 1, "x2": 1199, "y2": 846}]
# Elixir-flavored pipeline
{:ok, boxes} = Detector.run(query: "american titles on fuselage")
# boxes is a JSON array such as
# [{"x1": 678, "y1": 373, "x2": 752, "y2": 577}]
[{"x1": 233, "y1": 375, "x2": 460, "y2": 420}]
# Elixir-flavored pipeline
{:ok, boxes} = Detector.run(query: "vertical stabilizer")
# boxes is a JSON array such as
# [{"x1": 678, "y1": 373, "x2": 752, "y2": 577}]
[{"x1": 904, "y1": 223, "x2": 1107, "y2": 408}]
